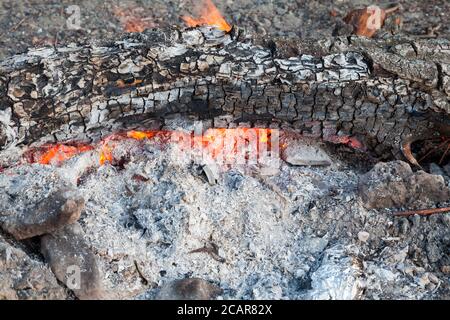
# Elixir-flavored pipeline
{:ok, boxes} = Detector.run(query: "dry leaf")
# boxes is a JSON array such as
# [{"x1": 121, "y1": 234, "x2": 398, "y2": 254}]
[{"x1": 344, "y1": 5, "x2": 386, "y2": 37}]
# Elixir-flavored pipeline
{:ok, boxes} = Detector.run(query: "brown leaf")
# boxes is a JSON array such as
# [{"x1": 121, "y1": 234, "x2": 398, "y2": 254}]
[{"x1": 344, "y1": 5, "x2": 386, "y2": 38}]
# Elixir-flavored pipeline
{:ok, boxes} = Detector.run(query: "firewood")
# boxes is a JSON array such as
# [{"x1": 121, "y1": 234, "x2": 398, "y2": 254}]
[{"x1": 0, "y1": 27, "x2": 448, "y2": 161}]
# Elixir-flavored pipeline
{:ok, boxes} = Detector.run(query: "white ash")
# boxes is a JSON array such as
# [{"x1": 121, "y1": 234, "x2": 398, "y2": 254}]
[{"x1": 0, "y1": 136, "x2": 448, "y2": 300}]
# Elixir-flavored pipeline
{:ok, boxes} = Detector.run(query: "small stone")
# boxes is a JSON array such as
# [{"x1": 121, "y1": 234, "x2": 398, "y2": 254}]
[
  {"x1": 281, "y1": 137, "x2": 332, "y2": 166},
  {"x1": 0, "y1": 187, "x2": 85, "y2": 240},
  {"x1": 0, "y1": 235, "x2": 67, "y2": 300},
  {"x1": 202, "y1": 163, "x2": 220, "y2": 185},
  {"x1": 417, "y1": 273, "x2": 430, "y2": 288},
  {"x1": 156, "y1": 278, "x2": 222, "y2": 300},
  {"x1": 441, "y1": 266, "x2": 450, "y2": 274},
  {"x1": 358, "y1": 161, "x2": 411, "y2": 209},
  {"x1": 358, "y1": 161, "x2": 450, "y2": 209},
  {"x1": 357, "y1": 231, "x2": 370, "y2": 243},
  {"x1": 40, "y1": 223, "x2": 105, "y2": 300},
  {"x1": 408, "y1": 171, "x2": 450, "y2": 204}
]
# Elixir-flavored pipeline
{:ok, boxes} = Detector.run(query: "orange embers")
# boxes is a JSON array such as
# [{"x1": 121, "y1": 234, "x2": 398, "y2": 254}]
[
  {"x1": 127, "y1": 130, "x2": 157, "y2": 140},
  {"x1": 31, "y1": 144, "x2": 94, "y2": 165},
  {"x1": 24, "y1": 129, "x2": 277, "y2": 167},
  {"x1": 182, "y1": 0, "x2": 231, "y2": 32},
  {"x1": 193, "y1": 128, "x2": 277, "y2": 162},
  {"x1": 326, "y1": 135, "x2": 364, "y2": 150},
  {"x1": 99, "y1": 131, "x2": 166, "y2": 165},
  {"x1": 99, "y1": 144, "x2": 113, "y2": 165},
  {"x1": 112, "y1": 5, "x2": 154, "y2": 33}
]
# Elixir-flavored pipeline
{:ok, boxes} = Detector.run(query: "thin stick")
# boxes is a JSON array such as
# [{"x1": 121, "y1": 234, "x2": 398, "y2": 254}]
[
  {"x1": 10, "y1": 17, "x2": 27, "y2": 32},
  {"x1": 417, "y1": 139, "x2": 447, "y2": 162},
  {"x1": 385, "y1": 5, "x2": 400, "y2": 15},
  {"x1": 0, "y1": 17, "x2": 27, "y2": 38},
  {"x1": 393, "y1": 207, "x2": 450, "y2": 217},
  {"x1": 439, "y1": 143, "x2": 450, "y2": 165}
]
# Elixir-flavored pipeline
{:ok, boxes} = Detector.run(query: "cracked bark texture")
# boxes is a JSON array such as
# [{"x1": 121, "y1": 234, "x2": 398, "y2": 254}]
[{"x1": 0, "y1": 26, "x2": 449, "y2": 158}]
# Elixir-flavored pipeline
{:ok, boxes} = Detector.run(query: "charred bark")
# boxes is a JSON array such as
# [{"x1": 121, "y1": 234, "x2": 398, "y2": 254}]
[{"x1": 0, "y1": 26, "x2": 449, "y2": 158}]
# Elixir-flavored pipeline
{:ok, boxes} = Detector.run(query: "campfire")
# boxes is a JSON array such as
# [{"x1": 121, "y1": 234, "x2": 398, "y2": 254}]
[{"x1": 0, "y1": 0, "x2": 449, "y2": 303}]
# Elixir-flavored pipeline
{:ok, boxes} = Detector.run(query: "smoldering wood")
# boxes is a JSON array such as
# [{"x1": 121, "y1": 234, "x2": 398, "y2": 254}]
[{"x1": 0, "y1": 26, "x2": 449, "y2": 159}]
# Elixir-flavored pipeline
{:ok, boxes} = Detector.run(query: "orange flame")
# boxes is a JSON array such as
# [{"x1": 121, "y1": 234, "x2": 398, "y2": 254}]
[
  {"x1": 182, "y1": 0, "x2": 231, "y2": 32},
  {"x1": 99, "y1": 145, "x2": 113, "y2": 165}
]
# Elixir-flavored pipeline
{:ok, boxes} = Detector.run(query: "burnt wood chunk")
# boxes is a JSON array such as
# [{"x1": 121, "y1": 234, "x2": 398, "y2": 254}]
[{"x1": 0, "y1": 27, "x2": 449, "y2": 159}]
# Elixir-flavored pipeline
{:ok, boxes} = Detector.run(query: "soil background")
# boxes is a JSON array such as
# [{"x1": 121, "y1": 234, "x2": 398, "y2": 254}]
[{"x1": 1, "y1": 0, "x2": 449, "y2": 60}]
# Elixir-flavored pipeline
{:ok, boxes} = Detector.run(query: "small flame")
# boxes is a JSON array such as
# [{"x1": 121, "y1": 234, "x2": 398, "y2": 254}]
[
  {"x1": 99, "y1": 144, "x2": 113, "y2": 165},
  {"x1": 182, "y1": 0, "x2": 231, "y2": 32},
  {"x1": 127, "y1": 130, "x2": 157, "y2": 140}
]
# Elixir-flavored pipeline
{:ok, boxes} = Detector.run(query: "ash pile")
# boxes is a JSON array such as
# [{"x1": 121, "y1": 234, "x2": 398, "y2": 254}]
[{"x1": 0, "y1": 126, "x2": 449, "y2": 300}]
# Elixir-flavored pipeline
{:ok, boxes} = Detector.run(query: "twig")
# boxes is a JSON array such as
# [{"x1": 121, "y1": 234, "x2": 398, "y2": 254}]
[
  {"x1": 134, "y1": 260, "x2": 149, "y2": 285},
  {"x1": 385, "y1": 5, "x2": 400, "y2": 15},
  {"x1": 10, "y1": 17, "x2": 27, "y2": 32},
  {"x1": 393, "y1": 206, "x2": 450, "y2": 217},
  {"x1": 0, "y1": 17, "x2": 27, "y2": 38},
  {"x1": 189, "y1": 242, "x2": 226, "y2": 263}
]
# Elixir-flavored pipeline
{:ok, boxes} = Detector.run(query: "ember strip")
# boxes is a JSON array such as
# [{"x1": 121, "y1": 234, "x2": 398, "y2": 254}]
[
  {"x1": 22, "y1": 128, "x2": 278, "y2": 167},
  {"x1": 393, "y1": 206, "x2": 450, "y2": 217}
]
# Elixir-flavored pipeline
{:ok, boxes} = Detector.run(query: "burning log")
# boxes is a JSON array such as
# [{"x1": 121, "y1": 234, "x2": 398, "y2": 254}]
[{"x1": 0, "y1": 26, "x2": 449, "y2": 162}]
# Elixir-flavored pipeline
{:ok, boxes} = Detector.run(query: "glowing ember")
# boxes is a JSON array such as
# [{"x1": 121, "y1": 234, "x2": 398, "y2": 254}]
[
  {"x1": 21, "y1": 129, "x2": 367, "y2": 168},
  {"x1": 24, "y1": 129, "x2": 277, "y2": 167},
  {"x1": 182, "y1": 0, "x2": 231, "y2": 32},
  {"x1": 193, "y1": 128, "x2": 276, "y2": 161},
  {"x1": 127, "y1": 130, "x2": 157, "y2": 140},
  {"x1": 35, "y1": 144, "x2": 93, "y2": 165},
  {"x1": 99, "y1": 145, "x2": 113, "y2": 165},
  {"x1": 327, "y1": 135, "x2": 364, "y2": 150}
]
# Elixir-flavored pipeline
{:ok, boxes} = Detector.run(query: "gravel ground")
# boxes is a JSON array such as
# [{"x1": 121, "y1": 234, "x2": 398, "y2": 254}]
[{"x1": 1, "y1": 0, "x2": 449, "y2": 59}]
